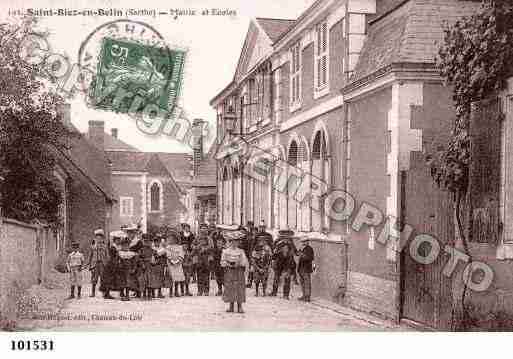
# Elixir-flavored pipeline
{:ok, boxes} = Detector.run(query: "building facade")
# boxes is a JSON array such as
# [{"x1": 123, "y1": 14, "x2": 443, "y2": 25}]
[{"x1": 87, "y1": 121, "x2": 188, "y2": 233}]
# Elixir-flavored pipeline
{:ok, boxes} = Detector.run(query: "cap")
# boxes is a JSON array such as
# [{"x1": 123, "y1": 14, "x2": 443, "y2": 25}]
[
  {"x1": 71, "y1": 242, "x2": 80, "y2": 248},
  {"x1": 93, "y1": 229, "x2": 105, "y2": 237},
  {"x1": 299, "y1": 236, "x2": 310, "y2": 242}
]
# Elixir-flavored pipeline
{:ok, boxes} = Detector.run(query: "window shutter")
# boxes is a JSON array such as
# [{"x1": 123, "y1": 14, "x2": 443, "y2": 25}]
[
  {"x1": 469, "y1": 97, "x2": 502, "y2": 245},
  {"x1": 322, "y1": 22, "x2": 327, "y2": 52},
  {"x1": 322, "y1": 55, "x2": 327, "y2": 85},
  {"x1": 317, "y1": 58, "x2": 321, "y2": 88}
]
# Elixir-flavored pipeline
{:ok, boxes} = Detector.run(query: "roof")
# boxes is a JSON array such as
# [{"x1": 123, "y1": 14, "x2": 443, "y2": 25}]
[
  {"x1": 104, "y1": 133, "x2": 140, "y2": 151},
  {"x1": 255, "y1": 18, "x2": 296, "y2": 42},
  {"x1": 60, "y1": 125, "x2": 114, "y2": 201},
  {"x1": 155, "y1": 152, "x2": 193, "y2": 184},
  {"x1": 106, "y1": 151, "x2": 152, "y2": 172},
  {"x1": 349, "y1": 0, "x2": 481, "y2": 85}
]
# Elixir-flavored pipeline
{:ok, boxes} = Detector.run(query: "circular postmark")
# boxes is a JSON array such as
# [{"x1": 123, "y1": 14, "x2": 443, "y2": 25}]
[{"x1": 77, "y1": 19, "x2": 186, "y2": 118}]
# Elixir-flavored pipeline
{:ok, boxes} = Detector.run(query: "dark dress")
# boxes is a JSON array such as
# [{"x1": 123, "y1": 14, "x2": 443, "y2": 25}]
[
  {"x1": 138, "y1": 245, "x2": 155, "y2": 290},
  {"x1": 151, "y1": 249, "x2": 166, "y2": 289},
  {"x1": 118, "y1": 251, "x2": 137, "y2": 288},
  {"x1": 197, "y1": 245, "x2": 213, "y2": 294},
  {"x1": 100, "y1": 245, "x2": 119, "y2": 292},
  {"x1": 221, "y1": 248, "x2": 248, "y2": 303}
]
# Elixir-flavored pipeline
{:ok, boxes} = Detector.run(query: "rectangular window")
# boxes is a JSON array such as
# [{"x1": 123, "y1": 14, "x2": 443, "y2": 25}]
[
  {"x1": 314, "y1": 20, "x2": 329, "y2": 96},
  {"x1": 290, "y1": 42, "x2": 301, "y2": 110},
  {"x1": 120, "y1": 197, "x2": 134, "y2": 217}
]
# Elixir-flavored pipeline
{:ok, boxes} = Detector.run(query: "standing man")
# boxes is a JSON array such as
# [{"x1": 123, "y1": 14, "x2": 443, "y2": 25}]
[
  {"x1": 297, "y1": 237, "x2": 314, "y2": 302},
  {"x1": 88, "y1": 229, "x2": 108, "y2": 297}
]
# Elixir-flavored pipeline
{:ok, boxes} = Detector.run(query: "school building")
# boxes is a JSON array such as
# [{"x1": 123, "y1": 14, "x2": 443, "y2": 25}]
[{"x1": 211, "y1": 0, "x2": 490, "y2": 329}]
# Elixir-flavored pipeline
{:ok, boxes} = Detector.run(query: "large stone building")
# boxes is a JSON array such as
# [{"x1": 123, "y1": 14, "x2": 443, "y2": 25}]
[{"x1": 212, "y1": 0, "x2": 484, "y2": 329}]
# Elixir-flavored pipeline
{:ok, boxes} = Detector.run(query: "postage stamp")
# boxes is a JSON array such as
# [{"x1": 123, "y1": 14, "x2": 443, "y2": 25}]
[{"x1": 79, "y1": 20, "x2": 186, "y2": 117}]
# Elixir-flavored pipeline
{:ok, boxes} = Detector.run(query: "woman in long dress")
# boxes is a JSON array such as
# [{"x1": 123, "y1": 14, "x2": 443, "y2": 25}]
[{"x1": 221, "y1": 234, "x2": 249, "y2": 313}]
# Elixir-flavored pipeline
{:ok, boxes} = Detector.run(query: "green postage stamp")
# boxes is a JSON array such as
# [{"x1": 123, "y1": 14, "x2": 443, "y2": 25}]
[{"x1": 90, "y1": 37, "x2": 186, "y2": 116}]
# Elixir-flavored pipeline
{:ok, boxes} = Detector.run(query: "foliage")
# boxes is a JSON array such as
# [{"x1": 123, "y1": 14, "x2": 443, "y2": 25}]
[
  {"x1": 427, "y1": 0, "x2": 513, "y2": 198},
  {"x1": 0, "y1": 17, "x2": 76, "y2": 224},
  {"x1": 427, "y1": 0, "x2": 513, "y2": 331}
]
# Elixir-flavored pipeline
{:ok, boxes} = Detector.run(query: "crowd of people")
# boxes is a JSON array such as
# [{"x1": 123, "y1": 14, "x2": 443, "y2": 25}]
[{"x1": 66, "y1": 221, "x2": 315, "y2": 314}]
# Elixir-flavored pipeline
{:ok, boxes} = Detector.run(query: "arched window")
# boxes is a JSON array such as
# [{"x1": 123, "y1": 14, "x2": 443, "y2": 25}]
[
  {"x1": 298, "y1": 139, "x2": 310, "y2": 231},
  {"x1": 287, "y1": 140, "x2": 299, "y2": 230},
  {"x1": 149, "y1": 180, "x2": 163, "y2": 212},
  {"x1": 312, "y1": 129, "x2": 330, "y2": 231},
  {"x1": 222, "y1": 166, "x2": 230, "y2": 224},
  {"x1": 233, "y1": 164, "x2": 241, "y2": 225}
]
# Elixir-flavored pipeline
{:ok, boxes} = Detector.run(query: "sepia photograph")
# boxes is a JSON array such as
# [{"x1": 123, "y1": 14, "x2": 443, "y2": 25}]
[{"x1": 0, "y1": 0, "x2": 512, "y2": 354}]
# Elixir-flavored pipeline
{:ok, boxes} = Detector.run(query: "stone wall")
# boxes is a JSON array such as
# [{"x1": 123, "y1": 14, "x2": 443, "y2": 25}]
[
  {"x1": 0, "y1": 218, "x2": 40, "y2": 324},
  {"x1": 0, "y1": 218, "x2": 57, "y2": 327}
]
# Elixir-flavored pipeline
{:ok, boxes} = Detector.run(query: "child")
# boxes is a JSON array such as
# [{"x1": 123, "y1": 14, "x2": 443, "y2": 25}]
[
  {"x1": 252, "y1": 241, "x2": 272, "y2": 297},
  {"x1": 118, "y1": 238, "x2": 137, "y2": 301},
  {"x1": 190, "y1": 236, "x2": 201, "y2": 284},
  {"x1": 152, "y1": 237, "x2": 166, "y2": 299},
  {"x1": 197, "y1": 236, "x2": 213, "y2": 296},
  {"x1": 138, "y1": 234, "x2": 156, "y2": 300},
  {"x1": 181, "y1": 242, "x2": 194, "y2": 296},
  {"x1": 66, "y1": 242, "x2": 84, "y2": 300},
  {"x1": 166, "y1": 232, "x2": 186, "y2": 297}
]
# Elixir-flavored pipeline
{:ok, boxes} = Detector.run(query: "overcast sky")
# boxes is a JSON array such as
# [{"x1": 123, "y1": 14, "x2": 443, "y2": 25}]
[{"x1": 3, "y1": 0, "x2": 315, "y2": 152}]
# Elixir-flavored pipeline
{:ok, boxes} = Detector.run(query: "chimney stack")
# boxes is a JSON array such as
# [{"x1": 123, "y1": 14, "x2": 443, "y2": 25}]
[
  {"x1": 88, "y1": 120, "x2": 105, "y2": 150},
  {"x1": 111, "y1": 128, "x2": 118, "y2": 139},
  {"x1": 192, "y1": 118, "x2": 205, "y2": 176}
]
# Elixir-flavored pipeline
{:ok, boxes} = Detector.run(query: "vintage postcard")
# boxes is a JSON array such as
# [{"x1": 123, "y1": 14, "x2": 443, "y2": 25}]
[{"x1": 0, "y1": 0, "x2": 512, "y2": 353}]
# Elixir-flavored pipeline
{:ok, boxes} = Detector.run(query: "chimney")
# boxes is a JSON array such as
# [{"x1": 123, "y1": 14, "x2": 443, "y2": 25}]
[
  {"x1": 58, "y1": 103, "x2": 71, "y2": 126},
  {"x1": 88, "y1": 120, "x2": 105, "y2": 150},
  {"x1": 111, "y1": 128, "x2": 118, "y2": 139},
  {"x1": 192, "y1": 118, "x2": 204, "y2": 176}
]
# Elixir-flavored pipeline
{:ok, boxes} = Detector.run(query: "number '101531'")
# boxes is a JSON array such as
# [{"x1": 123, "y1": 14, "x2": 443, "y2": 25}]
[{"x1": 11, "y1": 340, "x2": 54, "y2": 351}]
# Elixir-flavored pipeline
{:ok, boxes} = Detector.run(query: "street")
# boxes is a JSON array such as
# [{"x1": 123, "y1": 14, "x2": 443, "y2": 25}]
[{"x1": 36, "y1": 281, "x2": 405, "y2": 331}]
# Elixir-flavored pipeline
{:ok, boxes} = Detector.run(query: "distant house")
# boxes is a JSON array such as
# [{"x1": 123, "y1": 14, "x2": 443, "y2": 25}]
[
  {"x1": 182, "y1": 119, "x2": 217, "y2": 232},
  {"x1": 86, "y1": 121, "x2": 190, "y2": 233},
  {"x1": 53, "y1": 105, "x2": 115, "y2": 254}
]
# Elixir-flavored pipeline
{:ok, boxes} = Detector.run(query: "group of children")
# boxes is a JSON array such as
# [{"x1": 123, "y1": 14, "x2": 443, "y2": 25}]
[
  {"x1": 66, "y1": 223, "x2": 307, "y2": 303},
  {"x1": 110, "y1": 229, "x2": 226, "y2": 301}
]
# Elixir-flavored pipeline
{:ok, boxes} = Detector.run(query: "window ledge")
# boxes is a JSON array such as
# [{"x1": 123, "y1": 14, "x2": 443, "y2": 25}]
[
  {"x1": 290, "y1": 101, "x2": 302, "y2": 113},
  {"x1": 314, "y1": 86, "x2": 330, "y2": 100}
]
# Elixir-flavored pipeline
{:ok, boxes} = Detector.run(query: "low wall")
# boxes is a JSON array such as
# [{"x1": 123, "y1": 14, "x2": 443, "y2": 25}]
[
  {"x1": 293, "y1": 236, "x2": 347, "y2": 304},
  {"x1": 0, "y1": 218, "x2": 57, "y2": 326}
]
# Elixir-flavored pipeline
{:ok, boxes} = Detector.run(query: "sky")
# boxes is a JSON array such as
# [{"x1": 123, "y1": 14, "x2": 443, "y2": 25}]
[{"x1": 3, "y1": 0, "x2": 315, "y2": 153}]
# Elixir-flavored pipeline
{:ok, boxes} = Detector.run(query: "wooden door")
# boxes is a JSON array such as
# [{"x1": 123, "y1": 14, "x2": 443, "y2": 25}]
[{"x1": 401, "y1": 157, "x2": 453, "y2": 329}]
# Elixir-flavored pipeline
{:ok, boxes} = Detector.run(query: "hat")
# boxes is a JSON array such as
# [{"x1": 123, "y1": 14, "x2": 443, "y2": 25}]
[
  {"x1": 123, "y1": 223, "x2": 138, "y2": 231},
  {"x1": 110, "y1": 230, "x2": 128, "y2": 239},
  {"x1": 94, "y1": 229, "x2": 105, "y2": 237},
  {"x1": 222, "y1": 230, "x2": 246, "y2": 241},
  {"x1": 71, "y1": 242, "x2": 80, "y2": 248},
  {"x1": 299, "y1": 236, "x2": 310, "y2": 242},
  {"x1": 278, "y1": 230, "x2": 294, "y2": 238}
]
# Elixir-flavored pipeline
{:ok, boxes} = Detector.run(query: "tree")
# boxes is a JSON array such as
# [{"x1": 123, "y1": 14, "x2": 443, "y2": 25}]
[
  {"x1": 428, "y1": 0, "x2": 513, "y2": 330},
  {"x1": 0, "y1": 17, "x2": 76, "y2": 224}
]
